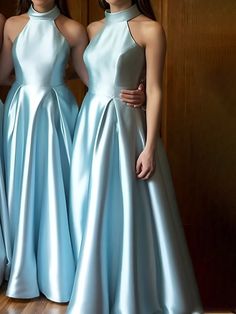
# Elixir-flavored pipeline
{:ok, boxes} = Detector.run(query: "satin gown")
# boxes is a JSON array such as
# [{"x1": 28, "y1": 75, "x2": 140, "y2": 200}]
[
  {"x1": 3, "y1": 6, "x2": 77, "y2": 302},
  {"x1": 68, "y1": 5, "x2": 203, "y2": 314},
  {"x1": 0, "y1": 100, "x2": 11, "y2": 285}
]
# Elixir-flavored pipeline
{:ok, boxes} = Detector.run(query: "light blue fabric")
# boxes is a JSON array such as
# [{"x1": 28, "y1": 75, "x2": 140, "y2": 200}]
[
  {"x1": 0, "y1": 100, "x2": 11, "y2": 285},
  {"x1": 3, "y1": 6, "x2": 77, "y2": 302},
  {"x1": 68, "y1": 5, "x2": 203, "y2": 314}
]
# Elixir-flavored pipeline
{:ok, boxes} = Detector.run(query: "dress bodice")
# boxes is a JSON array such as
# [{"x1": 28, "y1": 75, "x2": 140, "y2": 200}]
[
  {"x1": 13, "y1": 6, "x2": 69, "y2": 87},
  {"x1": 84, "y1": 5, "x2": 146, "y2": 97}
]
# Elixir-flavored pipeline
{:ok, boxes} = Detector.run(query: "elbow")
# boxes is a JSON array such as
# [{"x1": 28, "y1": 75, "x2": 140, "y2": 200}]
[
  {"x1": 146, "y1": 84, "x2": 162, "y2": 95},
  {"x1": 146, "y1": 87, "x2": 162, "y2": 104}
]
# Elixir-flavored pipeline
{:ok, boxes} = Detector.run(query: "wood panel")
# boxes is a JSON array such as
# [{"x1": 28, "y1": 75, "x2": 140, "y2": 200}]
[
  {"x1": 162, "y1": 0, "x2": 236, "y2": 309},
  {"x1": 88, "y1": 0, "x2": 103, "y2": 22},
  {"x1": 0, "y1": 283, "x2": 67, "y2": 313},
  {"x1": 0, "y1": 2, "x2": 16, "y2": 18}
]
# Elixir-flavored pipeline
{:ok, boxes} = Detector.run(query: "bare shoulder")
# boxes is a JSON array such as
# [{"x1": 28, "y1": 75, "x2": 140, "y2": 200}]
[
  {"x1": 4, "y1": 14, "x2": 29, "y2": 41},
  {"x1": 133, "y1": 15, "x2": 165, "y2": 38},
  {"x1": 87, "y1": 19, "x2": 104, "y2": 39},
  {"x1": 57, "y1": 15, "x2": 87, "y2": 46},
  {"x1": 58, "y1": 15, "x2": 86, "y2": 35},
  {"x1": 144, "y1": 21, "x2": 165, "y2": 40},
  {"x1": 4, "y1": 14, "x2": 28, "y2": 31},
  {"x1": 5, "y1": 14, "x2": 28, "y2": 26}
]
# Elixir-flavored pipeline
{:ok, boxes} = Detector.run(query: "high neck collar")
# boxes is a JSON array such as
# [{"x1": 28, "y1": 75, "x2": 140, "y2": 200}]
[
  {"x1": 28, "y1": 5, "x2": 60, "y2": 20},
  {"x1": 105, "y1": 4, "x2": 141, "y2": 24}
]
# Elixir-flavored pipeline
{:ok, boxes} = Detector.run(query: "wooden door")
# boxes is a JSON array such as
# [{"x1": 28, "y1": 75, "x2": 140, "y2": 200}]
[{"x1": 158, "y1": 0, "x2": 236, "y2": 310}]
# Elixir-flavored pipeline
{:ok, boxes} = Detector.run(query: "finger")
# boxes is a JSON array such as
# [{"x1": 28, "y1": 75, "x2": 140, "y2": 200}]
[
  {"x1": 127, "y1": 103, "x2": 142, "y2": 109},
  {"x1": 127, "y1": 103, "x2": 142, "y2": 108},
  {"x1": 121, "y1": 97, "x2": 143, "y2": 104},
  {"x1": 142, "y1": 170, "x2": 153, "y2": 180},
  {"x1": 138, "y1": 83, "x2": 145, "y2": 91},
  {"x1": 121, "y1": 96, "x2": 142, "y2": 103},
  {"x1": 120, "y1": 90, "x2": 142, "y2": 96},
  {"x1": 124, "y1": 101, "x2": 142, "y2": 107},
  {"x1": 120, "y1": 92, "x2": 143, "y2": 102},
  {"x1": 143, "y1": 167, "x2": 156, "y2": 180},
  {"x1": 137, "y1": 167, "x2": 150, "y2": 179},
  {"x1": 136, "y1": 160, "x2": 142, "y2": 174},
  {"x1": 121, "y1": 93, "x2": 142, "y2": 99},
  {"x1": 121, "y1": 98, "x2": 142, "y2": 106}
]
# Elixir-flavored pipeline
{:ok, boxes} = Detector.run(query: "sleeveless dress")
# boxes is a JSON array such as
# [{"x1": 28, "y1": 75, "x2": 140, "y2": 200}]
[
  {"x1": 3, "y1": 6, "x2": 77, "y2": 302},
  {"x1": 68, "y1": 5, "x2": 203, "y2": 314},
  {"x1": 0, "y1": 99, "x2": 11, "y2": 285}
]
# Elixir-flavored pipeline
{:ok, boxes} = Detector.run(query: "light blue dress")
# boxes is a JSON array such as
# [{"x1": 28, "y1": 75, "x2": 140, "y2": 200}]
[
  {"x1": 0, "y1": 100, "x2": 11, "y2": 285},
  {"x1": 68, "y1": 5, "x2": 203, "y2": 314},
  {"x1": 3, "y1": 6, "x2": 77, "y2": 302}
]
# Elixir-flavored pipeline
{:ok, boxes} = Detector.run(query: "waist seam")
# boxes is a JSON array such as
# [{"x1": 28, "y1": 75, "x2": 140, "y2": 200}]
[
  {"x1": 15, "y1": 80, "x2": 65, "y2": 88},
  {"x1": 88, "y1": 87, "x2": 122, "y2": 98}
]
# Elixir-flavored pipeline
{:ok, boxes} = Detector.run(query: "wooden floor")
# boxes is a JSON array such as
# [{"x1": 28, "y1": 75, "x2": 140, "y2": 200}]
[
  {"x1": 0, "y1": 283, "x2": 67, "y2": 314},
  {"x1": 0, "y1": 284, "x2": 234, "y2": 314}
]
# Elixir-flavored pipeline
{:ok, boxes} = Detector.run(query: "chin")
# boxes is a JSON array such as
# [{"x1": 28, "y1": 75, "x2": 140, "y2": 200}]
[
  {"x1": 32, "y1": 0, "x2": 55, "y2": 6},
  {"x1": 105, "y1": 0, "x2": 132, "y2": 6}
]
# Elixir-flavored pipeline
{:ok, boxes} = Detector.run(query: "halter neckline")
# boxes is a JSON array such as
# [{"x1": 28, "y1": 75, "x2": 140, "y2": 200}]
[
  {"x1": 105, "y1": 4, "x2": 141, "y2": 24},
  {"x1": 28, "y1": 5, "x2": 60, "y2": 20}
]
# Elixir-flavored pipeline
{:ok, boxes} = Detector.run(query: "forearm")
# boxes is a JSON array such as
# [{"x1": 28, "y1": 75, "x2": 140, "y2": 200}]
[
  {"x1": 73, "y1": 59, "x2": 89, "y2": 87},
  {"x1": 79, "y1": 71, "x2": 89, "y2": 87},
  {"x1": 145, "y1": 90, "x2": 162, "y2": 152},
  {"x1": 71, "y1": 29, "x2": 89, "y2": 88}
]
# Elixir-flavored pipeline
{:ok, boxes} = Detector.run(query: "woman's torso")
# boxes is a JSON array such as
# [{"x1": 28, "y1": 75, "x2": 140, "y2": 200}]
[
  {"x1": 12, "y1": 6, "x2": 69, "y2": 88},
  {"x1": 84, "y1": 5, "x2": 146, "y2": 99}
]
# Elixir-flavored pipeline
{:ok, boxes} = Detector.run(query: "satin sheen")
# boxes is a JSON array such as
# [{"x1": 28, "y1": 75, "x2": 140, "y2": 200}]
[
  {"x1": 0, "y1": 100, "x2": 11, "y2": 285},
  {"x1": 3, "y1": 6, "x2": 77, "y2": 302},
  {"x1": 68, "y1": 5, "x2": 203, "y2": 314}
]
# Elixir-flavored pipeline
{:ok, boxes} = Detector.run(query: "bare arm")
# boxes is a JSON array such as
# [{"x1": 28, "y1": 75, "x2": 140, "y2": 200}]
[
  {"x1": 144, "y1": 23, "x2": 166, "y2": 153},
  {"x1": 52, "y1": 16, "x2": 89, "y2": 86},
  {"x1": 136, "y1": 22, "x2": 166, "y2": 180},
  {"x1": 0, "y1": 17, "x2": 14, "y2": 84},
  {"x1": 71, "y1": 23, "x2": 89, "y2": 86}
]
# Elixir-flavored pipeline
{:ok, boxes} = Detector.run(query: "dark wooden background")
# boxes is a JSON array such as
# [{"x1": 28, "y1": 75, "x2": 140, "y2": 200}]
[{"x1": 0, "y1": 0, "x2": 236, "y2": 310}]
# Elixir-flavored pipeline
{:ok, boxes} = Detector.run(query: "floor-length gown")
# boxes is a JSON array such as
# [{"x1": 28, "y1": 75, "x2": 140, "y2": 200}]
[
  {"x1": 0, "y1": 99, "x2": 11, "y2": 285},
  {"x1": 68, "y1": 5, "x2": 203, "y2": 314},
  {"x1": 3, "y1": 6, "x2": 78, "y2": 302}
]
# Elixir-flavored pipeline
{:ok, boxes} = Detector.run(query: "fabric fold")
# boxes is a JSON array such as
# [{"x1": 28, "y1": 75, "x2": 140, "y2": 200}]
[
  {"x1": 0, "y1": 101, "x2": 12, "y2": 285},
  {"x1": 4, "y1": 86, "x2": 78, "y2": 301}
]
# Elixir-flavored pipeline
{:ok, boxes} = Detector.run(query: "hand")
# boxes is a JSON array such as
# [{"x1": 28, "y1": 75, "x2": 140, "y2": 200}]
[
  {"x1": 136, "y1": 149, "x2": 156, "y2": 180},
  {"x1": 120, "y1": 83, "x2": 146, "y2": 108}
]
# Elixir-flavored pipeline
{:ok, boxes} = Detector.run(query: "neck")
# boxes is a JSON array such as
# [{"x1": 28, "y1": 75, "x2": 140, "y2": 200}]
[
  {"x1": 32, "y1": 3, "x2": 55, "y2": 13},
  {"x1": 109, "y1": 1, "x2": 133, "y2": 13}
]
